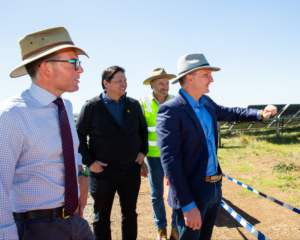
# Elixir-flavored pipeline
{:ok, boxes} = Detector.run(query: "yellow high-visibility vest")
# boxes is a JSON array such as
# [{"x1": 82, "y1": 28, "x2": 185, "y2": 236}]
[{"x1": 141, "y1": 94, "x2": 174, "y2": 157}]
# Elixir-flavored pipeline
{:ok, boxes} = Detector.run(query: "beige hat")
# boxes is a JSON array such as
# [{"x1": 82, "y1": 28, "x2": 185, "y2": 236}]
[
  {"x1": 10, "y1": 27, "x2": 89, "y2": 78},
  {"x1": 143, "y1": 68, "x2": 176, "y2": 85}
]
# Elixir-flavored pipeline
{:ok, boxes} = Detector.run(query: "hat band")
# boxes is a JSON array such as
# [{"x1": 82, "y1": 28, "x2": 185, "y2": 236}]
[
  {"x1": 22, "y1": 41, "x2": 74, "y2": 60},
  {"x1": 178, "y1": 63, "x2": 210, "y2": 75}
]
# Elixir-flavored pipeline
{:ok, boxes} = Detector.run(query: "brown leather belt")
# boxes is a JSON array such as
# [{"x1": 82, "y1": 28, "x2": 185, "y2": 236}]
[
  {"x1": 205, "y1": 174, "x2": 222, "y2": 183},
  {"x1": 13, "y1": 206, "x2": 77, "y2": 220}
]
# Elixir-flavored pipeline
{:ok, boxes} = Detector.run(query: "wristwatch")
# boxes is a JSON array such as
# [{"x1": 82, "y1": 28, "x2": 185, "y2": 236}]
[
  {"x1": 259, "y1": 110, "x2": 264, "y2": 119},
  {"x1": 78, "y1": 169, "x2": 89, "y2": 177}
]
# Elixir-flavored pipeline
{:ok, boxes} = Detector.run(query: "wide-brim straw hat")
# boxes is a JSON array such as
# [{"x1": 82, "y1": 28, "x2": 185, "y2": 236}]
[
  {"x1": 172, "y1": 53, "x2": 220, "y2": 84},
  {"x1": 143, "y1": 68, "x2": 176, "y2": 85},
  {"x1": 10, "y1": 27, "x2": 89, "y2": 78}
]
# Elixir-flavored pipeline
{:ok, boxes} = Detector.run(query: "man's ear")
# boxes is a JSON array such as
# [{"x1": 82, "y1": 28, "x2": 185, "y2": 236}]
[
  {"x1": 103, "y1": 80, "x2": 108, "y2": 89},
  {"x1": 186, "y1": 74, "x2": 193, "y2": 85},
  {"x1": 39, "y1": 62, "x2": 52, "y2": 78},
  {"x1": 150, "y1": 81, "x2": 154, "y2": 89}
]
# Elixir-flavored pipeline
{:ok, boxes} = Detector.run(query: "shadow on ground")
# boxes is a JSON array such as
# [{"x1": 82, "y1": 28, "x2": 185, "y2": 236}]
[
  {"x1": 220, "y1": 146, "x2": 243, "y2": 149},
  {"x1": 215, "y1": 197, "x2": 260, "y2": 229}
]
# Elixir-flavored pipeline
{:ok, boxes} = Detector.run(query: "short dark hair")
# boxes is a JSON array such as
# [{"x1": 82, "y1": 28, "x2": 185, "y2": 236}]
[
  {"x1": 101, "y1": 66, "x2": 125, "y2": 90},
  {"x1": 179, "y1": 76, "x2": 186, "y2": 87},
  {"x1": 25, "y1": 52, "x2": 60, "y2": 80}
]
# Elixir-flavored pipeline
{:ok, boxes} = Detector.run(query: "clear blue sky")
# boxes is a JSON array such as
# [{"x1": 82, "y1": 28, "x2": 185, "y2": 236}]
[{"x1": 1, "y1": 0, "x2": 299, "y2": 113}]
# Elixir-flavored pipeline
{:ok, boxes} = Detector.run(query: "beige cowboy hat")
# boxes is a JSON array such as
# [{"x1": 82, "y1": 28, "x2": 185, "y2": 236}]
[
  {"x1": 172, "y1": 53, "x2": 220, "y2": 84},
  {"x1": 10, "y1": 27, "x2": 89, "y2": 78},
  {"x1": 143, "y1": 68, "x2": 176, "y2": 85}
]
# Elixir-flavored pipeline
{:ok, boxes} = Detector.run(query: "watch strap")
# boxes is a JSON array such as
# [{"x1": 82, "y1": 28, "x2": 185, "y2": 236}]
[{"x1": 78, "y1": 170, "x2": 88, "y2": 177}]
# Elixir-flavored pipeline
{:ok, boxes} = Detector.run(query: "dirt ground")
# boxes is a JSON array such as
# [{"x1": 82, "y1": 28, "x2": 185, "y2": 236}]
[{"x1": 83, "y1": 174, "x2": 300, "y2": 240}]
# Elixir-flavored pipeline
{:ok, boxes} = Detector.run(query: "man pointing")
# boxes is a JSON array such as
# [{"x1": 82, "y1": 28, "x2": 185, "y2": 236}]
[{"x1": 156, "y1": 53, "x2": 277, "y2": 239}]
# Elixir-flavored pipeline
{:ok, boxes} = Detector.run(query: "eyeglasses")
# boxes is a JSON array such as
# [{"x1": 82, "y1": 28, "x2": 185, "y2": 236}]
[{"x1": 45, "y1": 60, "x2": 82, "y2": 70}]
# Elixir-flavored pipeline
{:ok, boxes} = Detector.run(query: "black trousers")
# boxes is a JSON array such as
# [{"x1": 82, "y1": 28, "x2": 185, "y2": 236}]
[{"x1": 88, "y1": 162, "x2": 141, "y2": 240}]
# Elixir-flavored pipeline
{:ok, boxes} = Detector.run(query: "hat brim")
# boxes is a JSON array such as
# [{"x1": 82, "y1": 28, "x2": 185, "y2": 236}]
[
  {"x1": 10, "y1": 44, "x2": 89, "y2": 78},
  {"x1": 171, "y1": 66, "x2": 220, "y2": 84},
  {"x1": 143, "y1": 74, "x2": 177, "y2": 85}
]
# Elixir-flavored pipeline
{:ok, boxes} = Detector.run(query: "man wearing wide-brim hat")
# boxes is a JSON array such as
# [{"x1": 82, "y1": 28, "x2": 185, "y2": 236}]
[
  {"x1": 0, "y1": 27, "x2": 93, "y2": 239},
  {"x1": 156, "y1": 53, "x2": 277, "y2": 239},
  {"x1": 140, "y1": 68, "x2": 179, "y2": 240}
]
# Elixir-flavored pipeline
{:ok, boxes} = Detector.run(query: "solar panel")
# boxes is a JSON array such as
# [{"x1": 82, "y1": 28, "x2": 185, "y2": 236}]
[
  {"x1": 228, "y1": 104, "x2": 286, "y2": 131},
  {"x1": 279, "y1": 104, "x2": 300, "y2": 117},
  {"x1": 229, "y1": 122, "x2": 253, "y2": 130},
  {"x1": 267, "y1": 121, "x2": 279, "y2": 128},
  {"x1": 284, "y1": 118, "x2": 300, "y2": 127},
  {"x1": 249, "y1": 120, "x2": 274, "y2": 129},
  {"x1": 223, "y1": 104, "x2": 300, "y2": 132},
  {"x1": 247, "y1": 104, "x2": 267, "y2": 110},
  {"x1": 247, "y1": 104, "x2": 286, "y2": 118},
  {"x1": 218, "y1": 122, "x2": 228, "y2": 127}
]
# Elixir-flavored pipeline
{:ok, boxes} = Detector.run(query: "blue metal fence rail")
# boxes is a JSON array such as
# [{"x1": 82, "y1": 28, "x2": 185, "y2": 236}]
[{"x1": 223, "y1": 173, "x2": 300, "y2": 214}]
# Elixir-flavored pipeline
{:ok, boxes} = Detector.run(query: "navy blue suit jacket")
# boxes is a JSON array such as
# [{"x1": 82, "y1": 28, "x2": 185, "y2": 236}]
[{"x1": 156, "y1": 91, "x2": 260, "y2": 210}]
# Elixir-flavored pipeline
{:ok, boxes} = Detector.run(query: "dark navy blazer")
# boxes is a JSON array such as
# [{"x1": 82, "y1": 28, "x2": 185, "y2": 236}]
[{"x1": 156, "y1": 91, "x2": 260, "y2": 210}]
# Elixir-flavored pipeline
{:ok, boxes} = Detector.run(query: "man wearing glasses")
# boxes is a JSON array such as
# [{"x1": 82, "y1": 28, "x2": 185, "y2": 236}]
[
  {"x1": 0, "y1": 27, "x2": 93, "y2": 239},
  {"x1": 76, "y1": 65, "x2": 148, "y2": 240}
]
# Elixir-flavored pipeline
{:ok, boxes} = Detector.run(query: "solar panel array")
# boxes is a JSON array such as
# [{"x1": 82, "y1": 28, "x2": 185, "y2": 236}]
[
  {"x1": 226, "y1": 104, "x2": 300, "y2": 131},
  {"x1": 282, "y1": 104, "x2": 300, "y2": 127}
]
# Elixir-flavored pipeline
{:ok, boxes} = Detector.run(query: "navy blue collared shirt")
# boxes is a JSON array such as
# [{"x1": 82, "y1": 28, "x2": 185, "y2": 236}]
[{"x1": 101, "y1": 92, "x2": 126, "y2": 129}]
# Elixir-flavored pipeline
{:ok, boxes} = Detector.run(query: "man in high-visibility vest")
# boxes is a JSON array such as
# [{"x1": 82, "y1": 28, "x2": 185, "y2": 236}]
[{"x1": 140, "y1": 68, "x2": 179, "y2": 240}]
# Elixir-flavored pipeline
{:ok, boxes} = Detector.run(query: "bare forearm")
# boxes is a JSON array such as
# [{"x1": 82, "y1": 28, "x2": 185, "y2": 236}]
[
  {"x1": 77, "y1": 165, "x2": 89, "y2": 218},
  {"x1": 78, "y1": 165, "x2": 83, "y2": 172},
  {"x1": 78, "y1": 165, "x2": 88, "y2": 191}
]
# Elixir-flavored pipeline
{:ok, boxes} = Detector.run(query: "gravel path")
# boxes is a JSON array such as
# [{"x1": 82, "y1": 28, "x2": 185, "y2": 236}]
[{"x1": 83, "y1": 177, "x2": 300, "y2": 239}]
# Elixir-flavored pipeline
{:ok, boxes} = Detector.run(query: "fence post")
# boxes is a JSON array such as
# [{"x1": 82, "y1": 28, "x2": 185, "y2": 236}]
[{"x1": 276, "y1": 120, "x2": 281, "y2": 138}]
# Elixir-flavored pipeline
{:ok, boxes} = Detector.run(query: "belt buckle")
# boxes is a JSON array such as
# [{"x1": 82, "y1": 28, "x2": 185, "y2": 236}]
[
  {"x1": 62, "y1": 207, "x2": 78, "y2": 219},
  {"x1": 210, "y1": 175, "x2": 218, "y2": 183}
]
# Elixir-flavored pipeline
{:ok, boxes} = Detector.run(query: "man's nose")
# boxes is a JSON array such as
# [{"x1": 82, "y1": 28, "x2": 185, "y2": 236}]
[{"x1": 77, "y1": 65, "x2": 84, "y2": 73}]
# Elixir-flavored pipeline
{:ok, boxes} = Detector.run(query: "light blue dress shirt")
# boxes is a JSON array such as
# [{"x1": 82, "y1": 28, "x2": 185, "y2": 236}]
[
  {"x1": 180, "y1": 89, "x2": 218, "y2": 213},
  {"x1": 0, "y1": 83, "x2": 82, "y2": 240},
  {"x1": 181, "y1": 89, "x2": 218, "y2": 177}
]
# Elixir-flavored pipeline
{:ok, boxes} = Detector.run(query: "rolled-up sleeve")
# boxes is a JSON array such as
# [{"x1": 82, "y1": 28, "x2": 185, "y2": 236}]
[{"x1": 0, "y1": 110, "x2": 23, "y2": 240}]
